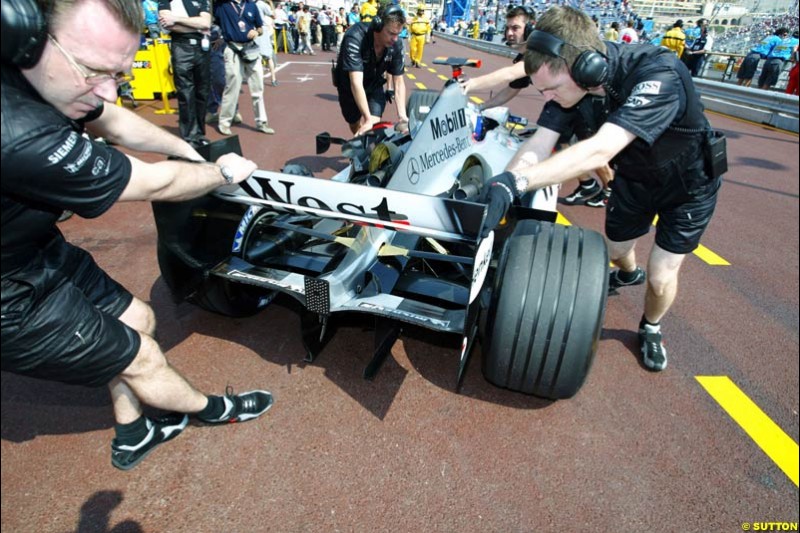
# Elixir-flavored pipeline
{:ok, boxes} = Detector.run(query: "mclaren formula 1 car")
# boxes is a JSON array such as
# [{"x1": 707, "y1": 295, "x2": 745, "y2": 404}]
[{"x1": 153, "y1": 58, "x2": 608, "y2": 399}]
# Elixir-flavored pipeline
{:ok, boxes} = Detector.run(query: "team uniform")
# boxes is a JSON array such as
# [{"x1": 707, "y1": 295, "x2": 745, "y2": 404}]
[
  {"x1": 1, "y1": 66, "x2": 138, "y2": 386},
  {"x1": 334, "y1": 22, "x2": 404, "y2": 124},
  {"x1": 408, "y1": 15, "x2": 430, "y2": 67},
  {"x1": 737, "y1": 34, "x2": 783, "y2": 82},
  {"x1": 537, "y1": 43, "x2": 721, "y2": 254}
]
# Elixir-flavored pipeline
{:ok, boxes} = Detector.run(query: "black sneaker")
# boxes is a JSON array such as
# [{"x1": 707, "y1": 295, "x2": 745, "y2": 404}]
[
  {"x1": 111, "y1": 413, "x2": 188, "y2": 471},
  {"x1": 639, "y1": 327, "x2": 668, "y2": 371},
  {"x1": 198, "y1": 388, "x2": 274, "y2": 424},
  {"x1": 560, "y1": 181, "x2": 601, "y2": 205},
  {"x1": 608, "y1": 266, "x2": 646, "y2": 293},
  {"x1": 586, "y1": 187, "x2": 611, "y2": 208}
]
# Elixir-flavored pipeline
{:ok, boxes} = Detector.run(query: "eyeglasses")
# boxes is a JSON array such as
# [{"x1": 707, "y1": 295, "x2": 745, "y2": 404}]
[{"x1": 48, "y1": 34, "x2": 134, "y2": 86}]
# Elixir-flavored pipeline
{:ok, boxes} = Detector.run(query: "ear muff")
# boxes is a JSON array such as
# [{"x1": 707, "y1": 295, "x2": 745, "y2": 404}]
[
  {"x1": 521, "y1": 5, "x2": 535, "y2": 40},
  {"x1": 523, "y1": 21, "x2": 534, "y2": 40},
  {"x1": 371, "y1": 4, "x2": 404, "y2": 33},
  {"x1": 1, "y1": 0, "x2": 47, "y2": 68},
  {"x1": 526, "y1": 29, "x2": 608, "y2": 89}
]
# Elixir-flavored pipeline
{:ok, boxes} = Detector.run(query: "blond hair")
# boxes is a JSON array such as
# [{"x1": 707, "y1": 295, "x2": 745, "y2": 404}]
[{"x1": 524, "y1": 6, "x2": 605, "y2": 76}]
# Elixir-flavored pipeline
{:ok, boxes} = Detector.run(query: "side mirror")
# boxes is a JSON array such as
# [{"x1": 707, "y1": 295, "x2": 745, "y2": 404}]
[{"x1": 316, "y1": 132, "x2": 348, "y2": 154}]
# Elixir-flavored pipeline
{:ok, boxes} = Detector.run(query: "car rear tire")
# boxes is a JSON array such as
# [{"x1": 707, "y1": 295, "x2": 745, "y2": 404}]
[
  {"x1": 154, "y1": 198, "x2": 272, "y2": 318},
  {"x1": 481, "y1": 220, "x2": 608, "y2": 399},
  {"x1": 157, "y1": 241, "x2": 271, "y2": 318}
]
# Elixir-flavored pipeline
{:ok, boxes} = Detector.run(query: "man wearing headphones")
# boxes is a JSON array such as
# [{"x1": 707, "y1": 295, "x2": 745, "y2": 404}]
[
  {"x1": 459, "y1": 5, "x2": 535, "y2": 108},
  {"x1": 334, "y1": 4, "x2": 409, "y2": 135},
  {"x1": 481, "y1": 6, "x2": 722, "y2": 372},
  {"x1": 1, "y1": 0, "x2": 273, "y2": 470}
]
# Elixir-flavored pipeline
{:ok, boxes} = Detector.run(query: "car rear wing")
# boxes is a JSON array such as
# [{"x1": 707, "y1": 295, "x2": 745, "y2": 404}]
[{"x1": 214, "y1": 170, "x2": 486, "y2": 244}]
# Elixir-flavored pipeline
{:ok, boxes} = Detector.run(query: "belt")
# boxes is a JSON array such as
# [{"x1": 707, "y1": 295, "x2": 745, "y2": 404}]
[
  {"x1": 412, "y1": 32, "x2": 427, "y2": 36},
  {"x1": 172, "y1": 37, "x2": 201, "y2": 45}
]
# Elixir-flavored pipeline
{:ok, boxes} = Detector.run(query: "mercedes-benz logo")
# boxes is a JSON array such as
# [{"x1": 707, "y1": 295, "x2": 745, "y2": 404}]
[{"x1": 406, "y1": 158, "x2": 420, "y2": 185}]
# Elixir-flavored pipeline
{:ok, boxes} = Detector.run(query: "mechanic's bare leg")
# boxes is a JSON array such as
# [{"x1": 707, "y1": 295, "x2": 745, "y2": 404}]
[
  {"x1": 643, "y1": 244, "x2": 686, "y2": 324},
  {"x1": 109, "y1": 297, "x2": 207, "y2": 424},
  {"x1": 607, "y1": 237, "x2": 637, "y2": 273}
]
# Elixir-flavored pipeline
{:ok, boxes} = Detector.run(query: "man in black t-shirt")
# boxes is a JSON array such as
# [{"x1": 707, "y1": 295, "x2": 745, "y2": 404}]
[
  {"x1": 334, "y1": 5, "x2": 408, "y2": 135},
  {"x1": 481, "y1": 6, "x2": 722, "y2": 372},
  {"x1": 1, "y1": 0, "x2": 273, "y2": 470}
]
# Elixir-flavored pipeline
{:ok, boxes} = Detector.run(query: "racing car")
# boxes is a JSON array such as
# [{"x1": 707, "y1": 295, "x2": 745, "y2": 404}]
[{"x1": 153, "y1": 58, "x2": 608, "y2": 399}]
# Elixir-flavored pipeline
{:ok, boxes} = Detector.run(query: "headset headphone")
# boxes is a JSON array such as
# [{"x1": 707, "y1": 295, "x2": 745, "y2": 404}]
[
  {"x1": 1, "y1": 0, "x2": 47, "y2": 68},
  {"x1": 371, "y1": 4, "x2": 404, "y2": 33},
  {"x1": 526, "y1": 29, "x2": 608, "y2": 89}
]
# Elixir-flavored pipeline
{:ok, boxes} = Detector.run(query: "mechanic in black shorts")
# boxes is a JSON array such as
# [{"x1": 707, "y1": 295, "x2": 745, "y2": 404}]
[
  {"x1": 334, "y1": 4, "x2": 409, "y2": 135},
  {"x1": 480, "y1": 6, "x2": 723, "y2": 372},
  {"x1": 1, "y1": 0, "x2": 273, "y2": 471}
]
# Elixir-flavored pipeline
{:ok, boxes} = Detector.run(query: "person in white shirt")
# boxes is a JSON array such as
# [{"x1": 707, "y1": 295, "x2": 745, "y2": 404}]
[{"x1": 620, "y1": 20, "x2": 639, "y2": 43}]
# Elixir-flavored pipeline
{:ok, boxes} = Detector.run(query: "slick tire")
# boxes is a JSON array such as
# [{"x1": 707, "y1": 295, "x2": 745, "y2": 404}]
[{"x1": 481, "y1": 220, "x2": 608, "y2": 399}]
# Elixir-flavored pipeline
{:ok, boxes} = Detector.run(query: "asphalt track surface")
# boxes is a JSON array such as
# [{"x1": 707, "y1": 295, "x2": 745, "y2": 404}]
[{"x1": 2, "y1": 38, "x2": 798, "y2": 532}]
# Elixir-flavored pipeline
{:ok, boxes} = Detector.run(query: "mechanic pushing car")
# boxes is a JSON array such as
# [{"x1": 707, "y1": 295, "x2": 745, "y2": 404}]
[
  {"x1": 481, "y1": 6, "x2": 724, "y2": 372},
  {"x1": 1, "y1": 0, "x2": 273, "y2": 470},
  {"x1": 333, "y1": 4, "x2": 409, "y2": 136}
]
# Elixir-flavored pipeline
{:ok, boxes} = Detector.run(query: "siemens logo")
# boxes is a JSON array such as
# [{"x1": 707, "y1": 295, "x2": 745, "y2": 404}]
[{"x1": 430, "y1": 109, "x2": 467, "y2": 140}]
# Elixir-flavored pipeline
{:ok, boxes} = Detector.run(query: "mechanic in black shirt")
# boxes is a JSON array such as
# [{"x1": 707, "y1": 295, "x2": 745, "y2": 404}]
[
  {"x1": 1, "y1": 0, "x2": 273, "y2": 471},
  {"x1": 459, "y1": 5, "x2": 535, "y2": 110},
  {"x1": 461, "y1": 6, "x2": 608, "y2": 207},
  {"x1": 334, "y1": 4, "x2": 409, "y2": 135},
  {"x1": 481, "y1": 6, "x2": 722, "y2": 372},
  {"x1": 158, "y1": 0, "x2": 212, "y2": 148}
]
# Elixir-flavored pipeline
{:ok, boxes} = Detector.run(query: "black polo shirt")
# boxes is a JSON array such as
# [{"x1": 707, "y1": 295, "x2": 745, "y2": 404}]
[
  {"x1": 1, "y1": 66, "x2": 131, "y2": 275},
  {"x1": 335, "y1": 22, "x2": 405, "y2": 94},
  {"x1": 537, "y1": 42, "x2": 708, "y2": 177}
]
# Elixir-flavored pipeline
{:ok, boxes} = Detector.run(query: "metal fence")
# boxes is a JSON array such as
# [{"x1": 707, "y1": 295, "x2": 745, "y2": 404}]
[{"x1": 433, "y1": 31, "x2": 800, "y2": 133}]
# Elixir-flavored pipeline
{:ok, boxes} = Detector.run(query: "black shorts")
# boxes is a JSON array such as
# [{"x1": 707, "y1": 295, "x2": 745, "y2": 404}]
[
  {"x1": 337, "y1": 82, "x2": 387, "y2": 125},
  {"x1": 758, "y1": 58, "x2": 784, "y2": 87},
  {"x1": 1, "y1": 237, "x2": 139, "y2": 387},
  {"x1": 606, "y1": 172, "x2": 721, "y2": 255},
  {"x1": 737, "y1": 52, "x2": 761, "y2": 80}
]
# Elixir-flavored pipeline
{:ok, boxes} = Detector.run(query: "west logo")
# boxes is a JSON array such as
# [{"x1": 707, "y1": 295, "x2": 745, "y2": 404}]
[{"x1": 430, "y1": 109, "x2": 467, "y2": 140}]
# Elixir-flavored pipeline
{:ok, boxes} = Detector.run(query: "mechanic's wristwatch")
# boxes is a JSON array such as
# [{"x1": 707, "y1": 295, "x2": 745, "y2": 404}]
[{"x1": 219, "y1": 164, "x2": 235, "y2": 185}]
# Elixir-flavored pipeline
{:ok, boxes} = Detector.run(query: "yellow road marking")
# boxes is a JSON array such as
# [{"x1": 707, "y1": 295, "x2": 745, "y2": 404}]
[
  {"x1": 420, "y1": 63, "x2": 428, "y2": 67},
  {"x1": 415, "y1": 82, "x2": 427, "y2": 90},
  {"x1": 696, "y1": 376, "x2": 799, "y2": 487},
  {"x1": 651, "y1": 216, "x2": 730, "y2": 266},
  {"x1": 556, "y1": 213, "x2": 571, "y2": 226},
  {"x1": 693, "y1": 244, "x2": 731, "y2": 265},
  {"x1": 438, "y1": 74, "x2": 448, "y2": 81},
  {"x1": 470, "y1": 96, "x2": 484, "y2": 104},
  {"x1": 406, "y1": 73, "x2": 417, "y2": 80},
  {"x1": 427, "y1": 68, "x2": 437, "y2": 73}
]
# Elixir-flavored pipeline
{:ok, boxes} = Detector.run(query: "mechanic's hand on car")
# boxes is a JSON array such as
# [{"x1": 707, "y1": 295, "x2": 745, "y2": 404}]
[
  {"x1": 458, "y1": 77, "x2": 474, "y2": 95},
  {"x1": 480, "y1": 171, "x2": 521, "y2": 237},
  {"x1": 215, "y1": 153, "x2": 257, "y2": 185},
  {"x1": 355, "y1": 117, "x2": 375, "y2": 136},
  {"x1": 396, "y1": 116, "x2": 409, "y2": 134}
]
